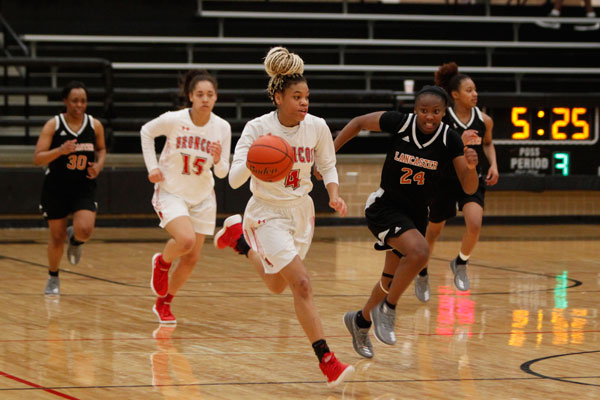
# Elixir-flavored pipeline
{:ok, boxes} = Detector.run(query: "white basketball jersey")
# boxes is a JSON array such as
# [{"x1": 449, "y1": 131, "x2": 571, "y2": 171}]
[
  {"x1": 231, "y1": 111, "x2": 339, "y2": 203},
  {"x1": 141, "y1": 109, "x2": 231, "y2": 204}
]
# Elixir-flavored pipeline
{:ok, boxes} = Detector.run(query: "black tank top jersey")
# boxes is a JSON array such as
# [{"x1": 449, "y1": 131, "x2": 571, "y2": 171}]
[
  {"x1": 47, "y1": 114, "x2": 97, "y2": 182},
  {"x1": 378, "y1": 111, "x2": 464, "y2": 210},
  {"x1": 444, "y1": 106, "x2": 488, "y2": 176}
]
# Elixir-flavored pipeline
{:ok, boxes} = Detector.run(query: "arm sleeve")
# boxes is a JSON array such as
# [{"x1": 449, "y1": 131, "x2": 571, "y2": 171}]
[
  {"x1": 379, "y1": 111, "x2": 408, "y2": 135},
  {"x1": 228, "y1": 122, "x2": 256, "y2": 189},
  {"x1": 314, "y1": 119, "x2": 339, "y2": 186},
  {"x1": 140, "y1": 112, "x2": 173, "y2": 173},
  {"x1": 212, "y1": 121, "x2": 232, "y2": 179}
]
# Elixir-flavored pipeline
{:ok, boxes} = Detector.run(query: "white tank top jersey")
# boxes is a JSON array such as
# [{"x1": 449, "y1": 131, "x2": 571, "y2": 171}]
[
  {"x1": 229, "y1": 111, "x2": 339, "y2": 203},
  {"x1": 140, "y1": 109, "x2": 232, "y2": 204}
]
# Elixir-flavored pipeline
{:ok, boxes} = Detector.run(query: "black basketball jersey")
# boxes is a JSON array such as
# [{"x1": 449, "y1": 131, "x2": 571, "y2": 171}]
[
  {"x1": 47, "y1": 113, "x2": 97, "y2": 182},
  {"x1": 444, "y1": 106, "x2": 488, "y2": 175},
  {"x1": 378, "y1": 111, "x2": 463, "y2": 210}
]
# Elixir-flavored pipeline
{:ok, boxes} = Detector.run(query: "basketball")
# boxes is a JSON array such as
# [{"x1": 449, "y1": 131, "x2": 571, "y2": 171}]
[{"x1": 246, "y1": 135, "x2": 295, "y2": 182}]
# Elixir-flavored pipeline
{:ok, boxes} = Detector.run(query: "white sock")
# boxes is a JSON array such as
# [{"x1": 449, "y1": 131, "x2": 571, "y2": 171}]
[
  {"x1": 586, "y1": 12, "x2": 596, "y2": 18},
  {"x1": 549, "y1": 9, "x2": 560, "y2": 17},
  {"x1": 459, "y1": 252, "x2": 471, "y2": 262}
]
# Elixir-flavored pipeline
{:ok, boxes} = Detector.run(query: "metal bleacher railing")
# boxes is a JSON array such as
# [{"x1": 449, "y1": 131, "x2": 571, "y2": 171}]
[{"x1": 4, "y1": 6, "x2": 600, "y2": 150}]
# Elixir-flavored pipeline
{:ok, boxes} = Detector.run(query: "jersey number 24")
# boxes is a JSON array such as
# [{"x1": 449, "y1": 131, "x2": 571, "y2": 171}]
[{"x1": 400, "y1": 167, "x2": 425, "y2": 185}]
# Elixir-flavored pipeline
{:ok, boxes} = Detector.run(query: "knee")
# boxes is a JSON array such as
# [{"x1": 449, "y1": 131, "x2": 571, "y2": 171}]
[
  {"x1": 76, "y1": 225, "x2": 94, "y2": 241},
  {"x1": 291, "y1": 276, "x2": 312, "y2": 299},
  {"x1": 177, "y1": 236, "x2": 196, "y2": 254},
  {"x1": 411, "y1": 243, "x2": 430, "y2": 267},
  {"x1": 270, "y1": 282, "x2": 287, "y2": 295}
]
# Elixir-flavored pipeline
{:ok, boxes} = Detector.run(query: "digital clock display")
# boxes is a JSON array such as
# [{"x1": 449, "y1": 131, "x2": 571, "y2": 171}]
[
  {"x1": 489, "y1": 106, "x2": 599, "y2": 175},
  {"x1": 492, "y1": 107, "x2": 598, "y2": 145}
]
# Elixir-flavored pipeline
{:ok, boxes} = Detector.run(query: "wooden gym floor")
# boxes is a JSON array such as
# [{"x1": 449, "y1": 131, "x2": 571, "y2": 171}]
[{"x1": 0, "y1": 224, "x2": 599, "y2": 399}]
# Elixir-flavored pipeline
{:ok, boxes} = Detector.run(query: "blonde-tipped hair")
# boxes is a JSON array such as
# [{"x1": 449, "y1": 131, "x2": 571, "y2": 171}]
[{"x1": 264, "y1": 47, "x2": 305, "y2": 103}]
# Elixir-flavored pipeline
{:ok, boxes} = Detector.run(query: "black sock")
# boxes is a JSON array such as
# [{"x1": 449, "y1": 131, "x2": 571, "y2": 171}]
[
  {"x1": 70, "y1": 235, "x2": 84, "y2": 246},
  {"x1": 356, "y1": 310, "x2": 372, "y2": 329},
  {"x1": 312, "y1": 339, "x2": 330, "y2": 362},
  {"x1": 419, "y1": 267, "x2": 428, "y2": 277},
  {"x1": 49, "y1": 270, "x2": 59, "y2": 277},
  {"x1": 455, "y1": 255, "x2": 467, "y2": 265},
  {"x1": 384, "y1": 299, "x2": 396, "y2": 310},
  {"x1": 235, "y1": 235, "x2": 250, "y2": 256}
]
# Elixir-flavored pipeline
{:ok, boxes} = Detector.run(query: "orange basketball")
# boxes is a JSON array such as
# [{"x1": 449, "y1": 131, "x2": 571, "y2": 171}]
[{"x1": 246, "y1": 135, "x2": 295, "y2": 182}]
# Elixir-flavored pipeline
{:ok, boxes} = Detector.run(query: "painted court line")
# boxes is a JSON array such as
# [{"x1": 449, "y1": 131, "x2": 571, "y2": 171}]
[{"x1": 0, "y1": 370, "x2": 80, "y2": 399}]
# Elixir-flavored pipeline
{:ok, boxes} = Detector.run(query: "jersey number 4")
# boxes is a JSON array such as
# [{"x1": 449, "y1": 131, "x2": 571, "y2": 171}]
[
  {"x1": 181, "y1": 153, "x2": 207, "y2": 175},
  {"x1": 400, "y1": 167, "x2": 425, "y2": 185},
  {"x1": 284, "y1": 169, "x2": 301, "y2": 189}
]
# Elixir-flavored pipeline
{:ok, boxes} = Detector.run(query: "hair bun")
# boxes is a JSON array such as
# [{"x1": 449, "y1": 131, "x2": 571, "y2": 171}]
[{"x1": 264, "y1": 47, "x2": 304, "y2": 77}]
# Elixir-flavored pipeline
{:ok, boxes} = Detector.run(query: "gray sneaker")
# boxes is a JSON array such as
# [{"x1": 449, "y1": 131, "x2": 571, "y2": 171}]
[
  {"x1": 370, "y1": 301, "x2": 396, "y2": 345},
  {"x1": 44, "y1": 276, "x2": 60, "y2": 295},
  {"x1": 414, "y1": 274, "x2": 430, "y2": 303},
  {"x1": 343, "y1": 311, "x2": 374, "y2": 358},
  {"x1": 450, "y1": 258, "x2": 470, "y2": 291},
  {"x1": 66, "y1": 226, "x2": 82, "y2": 265}
]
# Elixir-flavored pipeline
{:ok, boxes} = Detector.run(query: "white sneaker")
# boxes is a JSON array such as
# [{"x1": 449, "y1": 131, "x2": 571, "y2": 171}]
[
  {"x1": 575, "y1": 13, "x2": 599, "y2": 31},
  {"x1": 535, "y1": 10, "x2": 560, "y2": 29}
]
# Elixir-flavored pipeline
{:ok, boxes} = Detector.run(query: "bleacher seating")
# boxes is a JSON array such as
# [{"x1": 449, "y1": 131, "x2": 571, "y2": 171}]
[{"x1": 2, "y1": 0, "x2": 600, "y2": 154}]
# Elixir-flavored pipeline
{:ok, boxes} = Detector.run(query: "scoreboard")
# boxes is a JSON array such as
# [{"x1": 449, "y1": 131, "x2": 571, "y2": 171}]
[{"x1": 487, "y1": 104, "x2": 599, "y2": 176}]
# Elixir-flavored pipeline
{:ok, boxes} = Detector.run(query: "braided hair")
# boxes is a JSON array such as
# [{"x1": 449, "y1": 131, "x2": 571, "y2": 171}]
[{"x1": 264, "y1": 47, "x2": 306, "y2": 104}]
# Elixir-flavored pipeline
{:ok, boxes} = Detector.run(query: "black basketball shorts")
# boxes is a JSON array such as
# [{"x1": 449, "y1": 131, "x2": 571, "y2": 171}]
[
  {"x1": 39, "y1": 176, "x2": 98, "y2": 220},
  {"x1": 428, "y1": 176, "x2": 485, "y2": 223},
  {"x1": 365, "y1": 190, "x2": 427, "y2": 252}
]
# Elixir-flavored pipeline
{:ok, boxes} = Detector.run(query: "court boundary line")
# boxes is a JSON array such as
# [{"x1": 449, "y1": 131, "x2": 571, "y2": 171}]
[{"x1": 0, "y1": 370, "x2": 80, "y2": 399}]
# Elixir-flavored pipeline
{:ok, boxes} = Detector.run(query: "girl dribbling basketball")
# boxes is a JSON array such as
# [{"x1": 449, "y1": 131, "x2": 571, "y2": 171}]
[{"x1": 214, "y1": 47, "x2": 354, "y2": 387}]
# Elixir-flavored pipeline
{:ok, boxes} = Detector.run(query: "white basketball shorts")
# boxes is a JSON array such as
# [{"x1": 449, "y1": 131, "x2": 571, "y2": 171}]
[
  {"x1": 243, "y1": 195, "x2": 315, "y2": 274},
  {"x1": 152, "y1": 187, "x2": 216, "y2": 235}
]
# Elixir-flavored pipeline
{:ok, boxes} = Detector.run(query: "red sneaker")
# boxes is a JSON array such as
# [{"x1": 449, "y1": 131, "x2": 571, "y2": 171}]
[
  {"x1": 319, "y1": 352, "x2": 355, "y2": 387},
  {"x1": 150, "y1": 253, "x2": 170, "y2": 298},
  {"x1": 152, "y1": 302, "x2": 176, "y2": 324},
  {"x1": 214, "y1": 215, "x2": 243, "y2": 250}
]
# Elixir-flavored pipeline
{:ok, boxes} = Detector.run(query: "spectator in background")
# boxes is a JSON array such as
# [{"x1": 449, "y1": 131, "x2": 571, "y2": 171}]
[
  {"x1": 141, "y1": 70, "x2": 231, "y2": 324},
  {"x1": 34, "y1": 81, "x2": 106, "y2": 295},
  {"x1": 536, "y1": 0, "x2": 599, "y2": 31}
]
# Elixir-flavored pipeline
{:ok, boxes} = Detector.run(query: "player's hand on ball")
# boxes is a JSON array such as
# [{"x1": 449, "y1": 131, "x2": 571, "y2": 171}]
[
  {"x1": 464, "y1": 147, "x2": 478, "y2": 170},
  {"x1": 148, "y1": 168, "x2": 164, "y2": 183},
  {"x1": 210, "y1": 141, "x2": 222, "y2": 164},
  {"x1": 329, "y1": 196, "x2": 347, "y2": 217}
]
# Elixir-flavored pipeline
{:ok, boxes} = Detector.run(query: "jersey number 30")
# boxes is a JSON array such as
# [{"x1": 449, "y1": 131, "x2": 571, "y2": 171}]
[
  {"x1": 400, "y1": 167, "x2": 425, "y2": 185},
  {"x1": 66, "y1": 154, "x2": 88, "y2": 170},
  {"x1": 181, "y1": 153, "x2": 207, "y2": 175}
]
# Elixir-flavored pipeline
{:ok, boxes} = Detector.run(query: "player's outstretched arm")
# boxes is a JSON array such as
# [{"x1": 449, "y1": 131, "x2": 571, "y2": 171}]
[{"x1": 334, "y1": 111, "x2": 385, "y2": 152}]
